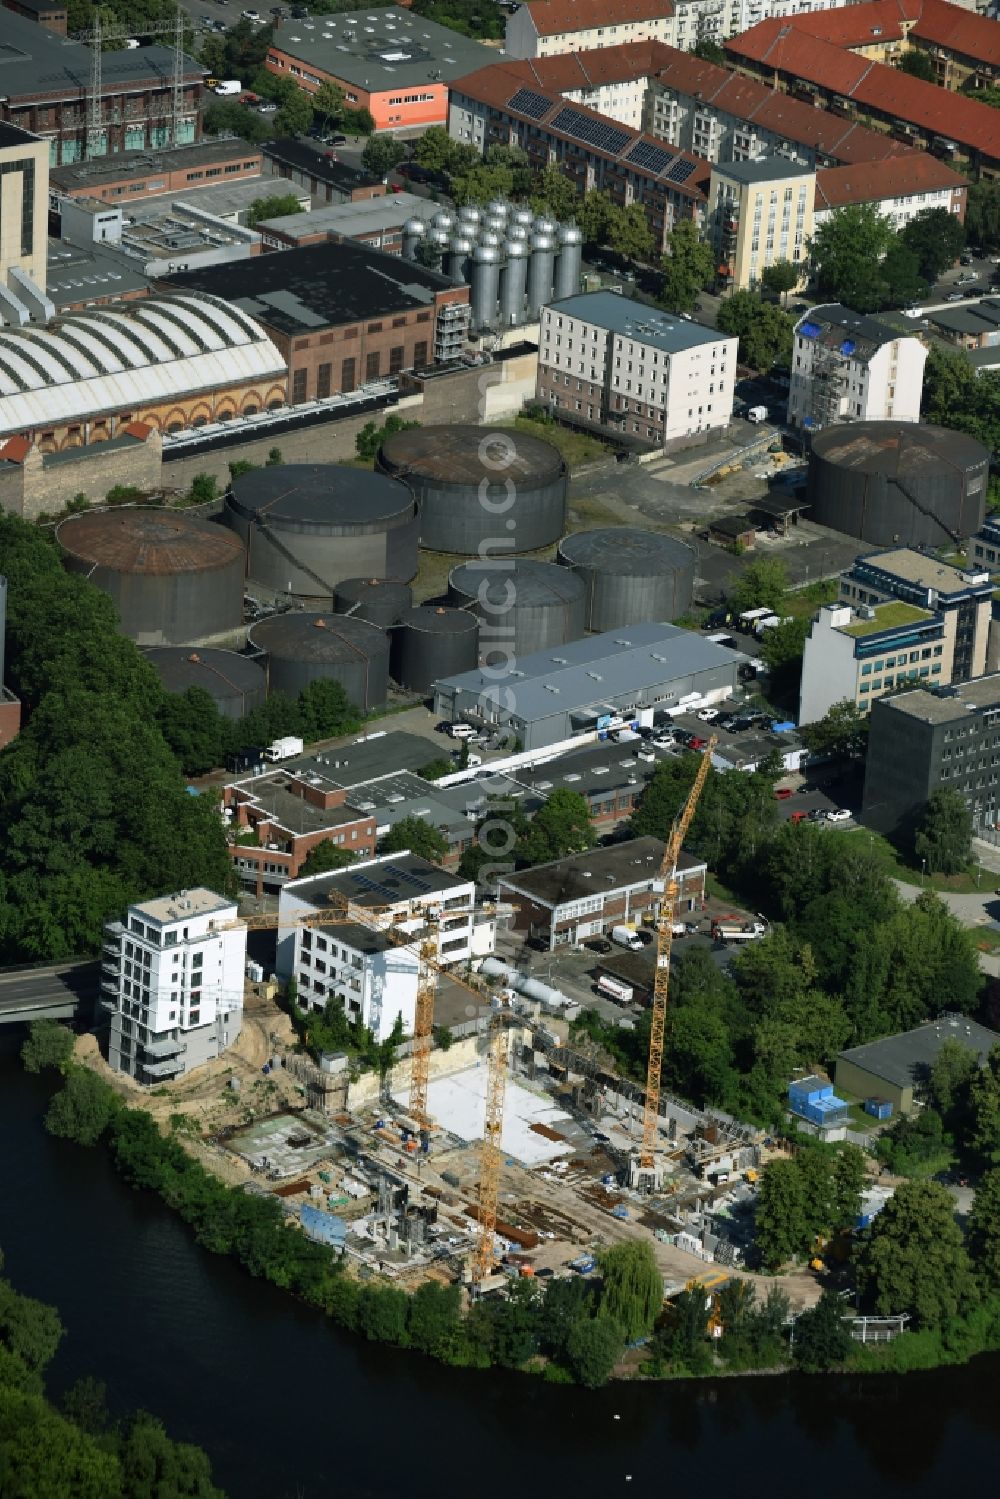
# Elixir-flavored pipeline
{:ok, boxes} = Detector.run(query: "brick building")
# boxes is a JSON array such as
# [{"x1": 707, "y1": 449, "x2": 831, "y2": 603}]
[
  {"x1": 2, "y1": 0, "x2": 66, "y2": 35},
  {"x1": 261, "y1": 138, "x2": 384, "y2": 206},
  {"x1": 0, "y1": 424, "x2": 163, "y2": 522},
  {"x1": 223, "y1": 771, "x2": 379, "y2": 898},
  {"x1": 163, "y1": 242, "x2": 470, "y2": 405},
  {"x1": 49, "y1": 139, "x2": 263, "y2": 205}
]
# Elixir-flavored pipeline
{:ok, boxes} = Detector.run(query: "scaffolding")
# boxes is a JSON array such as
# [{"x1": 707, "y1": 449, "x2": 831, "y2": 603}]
[{"x1": 76, "y1": 8, "x2": 192, "y2": 161}]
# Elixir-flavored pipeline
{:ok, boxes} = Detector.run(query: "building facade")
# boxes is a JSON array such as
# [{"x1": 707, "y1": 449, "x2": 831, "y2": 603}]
[
  {"x1": 787, "y1": 304, "x2": 927, "y2": 431},
  {"x1": 505, "y1": 0, "x2": 676, "y2": 60},
  {"x1": 49, "y1": 139, "x2": 264, "y2": 205},
  {"x1": 224, "y1": 772, "x2": 379, "y2": 898},
  {"x1": 0, "y1": 124, "x2": 48, "y2": 293},
  {"x1": 798, "y1": 598, "x2": 946, "y2": 725},
  {"x1": 293, "y1": 920, "x2": 420, "y2": 1041},
  {"x1": 836, "y1": 1014, "x2": 1000, "y2": 1115},
  {"x1": 537, "y1": 291, "x2": 736, "y2": 449},
  {"x1": 840, "y1": 548, "x2": 992, "y2": 682},
  {"x1": 103, "y1": 889, "x2": 246, "y2": 1084},
  {"x1": 709, "y1": 156, "x2": 814, "y2": 291}
]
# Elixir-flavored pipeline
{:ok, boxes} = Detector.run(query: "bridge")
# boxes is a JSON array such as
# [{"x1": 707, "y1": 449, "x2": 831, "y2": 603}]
[{"x1": 0, "y1": 960, "x2": 101, "y2": 1026}]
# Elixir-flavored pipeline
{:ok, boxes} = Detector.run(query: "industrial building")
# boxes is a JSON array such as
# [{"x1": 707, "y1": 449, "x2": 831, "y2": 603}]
[
  {"x1": 228, "y1": 463, "x2": 419, "y2": 607},
  {"x1": 57, "y1": 508, "x2": 246, "y2": 648},
  {"x1": 537, "y1": 292, "x2": 737, "y2": 450},
  {"x1": 265, "y1": 8, "x2": 494, "y2": 134},
  {"x1": 143, "y1": 648, "x2": 268, "y2": 722},
  {"x1": 499, "y1": 835, "x2": 706, "y2": 951},
  {"x1": 260, "y1": 138, "x2": 384, "y2": 207},
  {"x1": 557, "y1": 528, "x2": 696, "y2": 630},
  {"x1": 59, "y1": 194, "x2": 261, "y2": 277},
  {"x1": 224, "y1": 773, "x2": 379, "y2": 898},
  {"x1": 390, "y1": 607, "x2": 480, "y2": 696},
  {"x1": 248, "y1": 613, "x2": 391, "y2": 715},
  {"x1": 799, "y1": 598, "x2": 944, "y2": 727},
  {"x1": 788, "y1": 305, "x2": 927, "y2": 432},
  {"x1": 335, "y1": 577, "x2": 413, "y2": 631},
  {"x1": 376, "y1": 423, "x2": 567, "y2": 556},
  {"x1": 48, "y1": 139, "x2": 265, "y2": 206},
  {"x1": 164, "y1": 241, "x2": 470, "y2": 405},
  {"x1": 102, "y1": 888, "x2": 247, "y2": 1085},
  {"x1": 806, "y1": 422, "x2": 989, "y2": 548},
  {"x1": 276, "y1": 852, "x2": 493, "y2": 986},
  {"x1": 836, "y1": 1014, "x2": 1000, "y2": 1116},
  {"x1": 0, "y1": 576, "x2": 22, "y2": 748},
  {"x1": 838, "y1": 549, "x2": 993, "y2": 684},
  {"x1": 448, "y1": 558, "x2": 587, "y2": 662},
  {"x1": 861, "y1": 673, "x2": 1000, "y2": 840},
  {"x1": 433, "y1": 622, "x2": 748, "y2": 752},
  {"x1": 0, "y1": 293, "x2": 287, "y2": 448},
  {"x1": 0, "y1": 424, "x2": 163, "y2": 524},
  {"x1": 256, "y1": 193, "x2": 437, "y2": 254}
]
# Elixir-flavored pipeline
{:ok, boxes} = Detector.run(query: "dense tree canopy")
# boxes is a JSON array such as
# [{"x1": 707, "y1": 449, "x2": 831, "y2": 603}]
[
  {"x1": 716, "y1": 291, "x2": 796, "y2": 369},
  {"x1": 914, "y1": 788, "x2": 973, "y2": 874},
  {"x1": 854, "y1": 1179, "x2": 977, "y2": 1327},
  {"x1": 659, "y1": 220, "x2": 715, "y2": 312}
]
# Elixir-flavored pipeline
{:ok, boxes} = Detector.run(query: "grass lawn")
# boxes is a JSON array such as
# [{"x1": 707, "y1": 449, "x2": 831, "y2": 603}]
[
  {"x1": 503, "y1": 414, "x2": 610, "y2": 468},
  {"x1": 835, "y1": 827, "x2": 992, "y2": 895}
]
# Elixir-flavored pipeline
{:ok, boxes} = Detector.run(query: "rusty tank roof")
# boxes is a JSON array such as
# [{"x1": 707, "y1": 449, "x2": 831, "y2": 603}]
[{"x1": 57, "y1": 507, "x2": 245, "y2": 575}]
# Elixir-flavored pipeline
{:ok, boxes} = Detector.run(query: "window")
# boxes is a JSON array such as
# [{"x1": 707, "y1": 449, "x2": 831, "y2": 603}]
[
  {"x1": 368, "y1": 322, "x2": 382, "y2": 334},
  {"x1": 291, "y1": 368, "x2": 307, "y2": 403},
  {"x1": 341, "y1": 357, "x2": 356, "y2": 392},
  {"x1": 317, "y1": 362, "x2": 331, "y2": 399},
  {"x1": 365, "y1": 351, "x2": 380, "y2": 382},
  {"x1": 389, "y1": 345, "x2": 404, "y2": 375},
  {"x1": 413, "y1": 340, "x2": 428, "y2": 366}
]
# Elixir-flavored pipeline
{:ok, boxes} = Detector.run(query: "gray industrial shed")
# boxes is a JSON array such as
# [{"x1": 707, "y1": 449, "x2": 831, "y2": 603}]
[{"x1": 432, "y1": 623, "x2": 748, "y2": 751}]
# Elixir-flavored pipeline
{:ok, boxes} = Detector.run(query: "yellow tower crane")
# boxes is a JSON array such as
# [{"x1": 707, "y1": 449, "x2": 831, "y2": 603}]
[{"x1": 630, "y1": 737, "x2": 716, "y2": 1193}]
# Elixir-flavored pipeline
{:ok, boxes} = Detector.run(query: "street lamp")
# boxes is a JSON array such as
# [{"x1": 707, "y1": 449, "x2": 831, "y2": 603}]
[{"x1": 921, "y1": 857, "x2": 927, "y2": 887}]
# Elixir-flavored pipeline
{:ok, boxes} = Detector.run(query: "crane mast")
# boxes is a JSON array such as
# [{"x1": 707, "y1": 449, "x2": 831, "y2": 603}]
[{"x1": 77, "y1": 7, "x2": 190, "y2": 161}]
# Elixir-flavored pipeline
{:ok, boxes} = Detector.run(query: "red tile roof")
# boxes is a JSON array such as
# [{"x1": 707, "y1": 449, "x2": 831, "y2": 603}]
[
  {"x1": 772, "y1": 0, "x2": 917, "y2": 48},
  {"x1": 523, "y1": 0, "x2": 674, "y2": 37},
  {"x1": 520, "y1": 39, "x2": 674, "y2": 92},
  {"x1": 912, "y1": 0, "x2": 1000, "y2": 69},
  {"x1": 815, "y1": 150, "x2": 967, "y2": 209},
  {"x1": 0, "y1": 435, "x2": 30, "y2": 464}
]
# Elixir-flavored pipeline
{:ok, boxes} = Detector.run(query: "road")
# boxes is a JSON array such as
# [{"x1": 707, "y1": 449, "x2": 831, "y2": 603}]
[{"x1": 0, "y1": 960, "x2": 100, "y2": 1025}]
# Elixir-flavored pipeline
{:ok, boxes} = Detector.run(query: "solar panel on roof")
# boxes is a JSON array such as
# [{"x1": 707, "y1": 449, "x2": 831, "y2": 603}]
[
  {"x1": 665, "y1": 158, "x2": 697, "y2": 185},
  {"x1": 507, "y1": 87, "x2": 552, "y2": 121},
  {"x1": 550, "y1": 105, "x2": 631, "y2": 157},
  {"x1": 625, "y1": 139, "x2": 674, "y2": 175}
]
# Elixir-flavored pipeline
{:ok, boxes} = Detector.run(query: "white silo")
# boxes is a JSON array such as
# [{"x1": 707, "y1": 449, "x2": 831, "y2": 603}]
[
  {"x1": 554, "y1": 223, "x2": 584, "y2": 300},
  {"x1": 402, "y1": 217, "x2": 427, "y2": 261},
  {"x1": 447, "y1": 234, "x2": 475, "y2": 284},
  {"x1": 470, "y1": 243, "x2": 501, "y2": 330},
  {"x1": 526, "y1": 233, "x2": 556, "y2": 319},
  {"x1": 500, "y1": 239, "x2": 529, "y2": 326}
]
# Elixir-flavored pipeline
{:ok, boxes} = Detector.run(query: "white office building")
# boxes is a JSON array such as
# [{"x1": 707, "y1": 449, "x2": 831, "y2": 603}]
[
  {"x1": 103, "y1": 889, "x2": 246, "y2": 1084},
  {"x1": 505, "y1": 0, "x2": 675, "y2": 60},
  {"x1": 787, "y1": 304, "x2": 927, "y2": 432}
]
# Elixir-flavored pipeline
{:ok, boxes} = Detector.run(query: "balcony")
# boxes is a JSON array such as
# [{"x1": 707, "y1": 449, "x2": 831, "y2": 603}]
[
  {"x1": 141, "y1": 1056, "x2": 185, "y2": 1081},
  {"x1": 142, "y1": 1036, "x2": 184, "y2": 1061}
]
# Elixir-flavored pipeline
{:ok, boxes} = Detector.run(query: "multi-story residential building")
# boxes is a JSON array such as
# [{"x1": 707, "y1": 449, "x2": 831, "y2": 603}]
[
  {"x1": 787, "y1": 305, "x2": 927, "y2": 431},
  {"x1": 275, "y1": 857, "x2": 494, "y2": 995},
  {"x1": 799, "y1": 598, "x2": 946, "y2": 724},
  {"x1": 862, "y1": 674, "x2": 1000, "y2": 840},
  {"x1": 813, "y1": 153, "x2": 967, "y2": 230},
  {"x1": 103, "y1": 889, "x2": 246, "y2": 1084},
  {"x1": 537, "y1": 291, "x2": 736, "y2": 449},
  {"x1": 498, "y1": 835, "x2": 707, "y2": 951},
  {"x1": 709, "y1": 157, "x2": 814, "y2": 291},
  {"x1": 291, "y1": 919, "x2": 421, "y2": 1040},
  {"x1": 0, "y1": 123, "x2": 48, "y2": 293},
  {"x1": 839, "y1": 548, "x2": 993, "y2": 681},
  {"x1": 505, "y1": 0, "x2": 676, "y2": 60}
]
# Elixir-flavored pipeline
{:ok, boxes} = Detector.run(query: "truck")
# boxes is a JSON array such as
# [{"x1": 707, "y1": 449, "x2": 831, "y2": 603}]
[
  {"x1": 747, "y1": 404, "x2": 768, "y2": 423},
  {"x1": 611, "y1": 925, "x2": 644, "y2": 951},
  {"x1": 263, "y1": 736, "x2": 304, "y2": 762},
  {"x1": 712, "y1": 917, "x2": 767, "y2": 944},
  {"x1": 597, "y1": 974, "x2": 634, "y2": 1005}
]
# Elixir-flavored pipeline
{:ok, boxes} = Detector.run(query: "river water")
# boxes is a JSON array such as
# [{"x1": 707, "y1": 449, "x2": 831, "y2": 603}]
[{"x1": 2, "y1": 1034, "x2": 998, "y2": 1498}]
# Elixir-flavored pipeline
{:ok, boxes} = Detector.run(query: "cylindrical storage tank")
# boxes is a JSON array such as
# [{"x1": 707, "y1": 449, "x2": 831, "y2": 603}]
[
  {"x1": 57, "y1": 508, "x2": 244, "y2": 646},
  {"x1": 458, "y1": 205, "x2": 481, "y2": 230},
  {"x1": 143, "y1": 646, "x2": 268, "y2": 720},
  {"x1": 512, "y1": 207, "x2": 534, "y2": 231},
  {"x1": 507, "y1": 222, "x2": 529, "y2": 243},
  {"x1": 390, "y1": 605, "x2": 479, "y2": 695},
  {"x1": 479, "y1": 227, "x2": 503, "y2": 249},
  {"x1": 807, "y1": 422, "x2": 990, "y2": 546},
  {"x1": 428, "y1": 228, "x2": 450, "y2": 264},
  {"x1": 449, "y1": 558, "x2": 586, "y2": 659},
  {"x1": 527, "y1": 233, "x2": 556, "y2": 319},
  {"x1": 554, "y1": 223, "x2": 584, "y2": 300},
  {"x1": 532, "y1": 215, "x2": 557, "y2": 237},
  {"x1": 376, "y1": 423, "x2": 567, "y2": 555},
  {"x1": 431, "y1": 210, "x2": 455, "y2": 235},
  {"x1": 249, "y1": 612, "x2": 389, "y2": 712},
  {"x1": 334, "y1": 576, "x2": 413, "y2": 629},
  {"x1": 226, "y1": 465, "x2": 418, "y2": 606},
  {"x1": 470, "y1": 244, "x2": 500, "y2": 331},
  {"x1": 557, "y1": 528, "x2": 696, "y2": 631},
  {"x1": 500, "y1": 240, "x2": 529, "y2": 327},
  {"x1": 487, "y1": 198, "x2": 510, "y2": 221},
  {"x1": 401, "y1": 217, "x2": 426, "y2": 260},
  {"x1": 447, "y1": 234, "x2": 474, "y2": 285}
]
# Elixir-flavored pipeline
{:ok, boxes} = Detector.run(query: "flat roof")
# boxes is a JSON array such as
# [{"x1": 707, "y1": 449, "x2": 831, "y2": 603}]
[
  {"x1": 853, "y1": 547, "x2": 988, "y2": 595},
  {"x1": 714, "y1": 155, "x2": 812, "y2": 185},
  {"x1": 141, "y1": 179, "x2": 308, "y2": 225},
  {"x1": 0, "y1": 11, "x2": 202, "y2": 101},
  {"x1": 499, "y1": 835, "x2": 704, "y2": 909},
  {"x1": 437, "y1": 623, "x2": 748, "y2": 724},
  {"x1": 288, "y1": 851, "x2": 468, "y2": 910},
  {"x1": 237, "y1": 775, "x2": 367, "y2": 837},
  {"x1": 876, "y1": 673, "x2": 1000, "y2": 724},
  {"x1": 839, "y1": 1013, "x2": 1000, "y2": 1090},
  {"x1": 162, "y1": 238, "x2": 454, "y2": 334},
  {"x1": 49, "y1": 139, "x2": 262, "y2": 193},
  {"x1": 133, "y1": 888, "x2": 235, "y2": 925},
  {"x1": 546, "y1": 291, "x2": 726, "y2": 355},
  {"x1": 0, "y1": 121, "x2": 43, "y2": 151},
  {"x1": 510, "y1": 739, "x2": 673, "y2": 801},
  {"x1": 259, "y1": 192, "x2": 436, "y2": 242},
  {"x1": 261, "y1": 137, "x2": 381, "y2": 193},
  {"x1": 46, "y1": 235, "x2": 152, "y2": 305},
  {"x1": 269, "y1": 7, "x2": 494, "y2": 91},
  {"x1": 839, "y1": 601, "x2": 934, "y2": 637}
]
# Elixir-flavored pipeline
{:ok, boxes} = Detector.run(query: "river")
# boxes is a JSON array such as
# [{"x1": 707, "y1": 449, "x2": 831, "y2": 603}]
[{"x1": 2, "y1": 1033, "x2": 998, "y2": 1498}]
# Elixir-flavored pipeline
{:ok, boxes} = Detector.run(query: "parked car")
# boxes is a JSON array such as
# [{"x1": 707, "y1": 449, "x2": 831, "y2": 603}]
[
  {"x1": 826, "y1": 808, "x2": 852, "y2": 823},
  {"x1": 946, "y1": 289, "x2": 969, "y2": 302},
  {"x1": 689, "y1": 735, "x2": 707, "y2": 750},
  {"x1": 652, "y1": 735, "x2": 675, "y2": 750},
  {"x1": 789, "y1": 811, "x2": 809, "y2": 824},
  {"x1": 673, "y1": 728, "x2": 695, "y2": 746},
  {"x1": 807, "y1": 808, "x2": 828, "y2": 822},
  {"x1": 585, "y1": 937, "x2": 613, "y2": 954},
  {"x1": 697, "y1": 707, "x2": 720, "y2": 722},
  {"x1": 728, "y1": 717, "x2": 754, "y2": 732},
  {"x1": 774, "y1": 787, "x2": 794, "y2": 801}
]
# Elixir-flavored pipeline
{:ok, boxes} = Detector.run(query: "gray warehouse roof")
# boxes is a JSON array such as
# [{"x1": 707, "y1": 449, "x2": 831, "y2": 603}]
[
  {"x1": 0, "y1": 11, "x2": 202, "y2": 101},
  {"x1": 838, "y1": 1013, "x2": 1000, "y2": 1090},
  {"x1": 288, "y1": 851, "x2": 469, "y2": 910},
  {"x1": 874, "y1": 674, "x2": 1000, "y2": 725},
  {"x1": 545, "y1": 292, "x2": 726, "y2": 355},
  {"x1": 270, "y1": 8, "x2": 494, "y2": 90},
  {"x1": 500, "y1": 835, "x2": 704, "y2": 908},
  {"x1": 435, "y1": 622, "x2": 748, "y2": 723}
]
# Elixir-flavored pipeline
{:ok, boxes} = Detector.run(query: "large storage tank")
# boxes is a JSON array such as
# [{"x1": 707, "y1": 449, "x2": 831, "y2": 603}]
[
  {"x1": 554, "y1": 224, "x2": 583, "y2": 300},
  {"x1": 470, "y1": 244, "x2": 500, "y2": 331},
  {"x1": 334, "y1": 576, "x2": 412, "y2": 629},
  {"x1": 57, "y1": 508, "x2": 244, "y2": 646},
  {"x1": 376, "y1": 423, "x2": 567, "y2": 555},
  {"x1": 449, "y1": 558, "x2": 586, "y2": 659},
  {"x1": 249, "y1": 612, "x2": 390, "y2": 711},
  {"x1": 808, "y1": 422, "x2": 990, "y2": 546},
  {"x1": 557, "y1": 528, "x2": 696, "y2": 631},
  {"x1": 226, "y1": 464, "x2": 418, "y2": 606},
  {"x1": 144, "y1": 646, "x2": 267, "y2": 720},
  {"x1": 390, "y1": 606, "x2": 479, "y2": 695},
  {"x1": 500, "y1": 240, "x2": 529, "y2": 326},
  {"x1": 527, "y1": 233, "x2": 556, "y2": 319}
]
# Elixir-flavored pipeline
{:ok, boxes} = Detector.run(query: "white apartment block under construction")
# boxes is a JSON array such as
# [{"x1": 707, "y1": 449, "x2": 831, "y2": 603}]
[
  {"x1": 787, "y1": 304, "x2": 927, "y2": 433},
  {"x1": 103, "y1": 889, "x2": 247, "y2": 1084}
]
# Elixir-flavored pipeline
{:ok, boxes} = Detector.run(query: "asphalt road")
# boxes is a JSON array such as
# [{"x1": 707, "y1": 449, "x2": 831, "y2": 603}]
[{"x1": 0, "y1": 960, "x2": 100, "y2": 1024}]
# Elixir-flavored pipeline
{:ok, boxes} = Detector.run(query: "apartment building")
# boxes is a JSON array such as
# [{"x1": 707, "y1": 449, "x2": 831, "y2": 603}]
[
  {"x1": 290, "y1": 919, "x2": 421, "y2": 1041},
  {"x1": 839, "y1": 548, "x2": 992, "y2": 681},
  {"x1": 505, "y1": 0, "x2": 676, "y2": 60},
  {"x1": 103, "y1": 889, "x2": 246, "y2": 1085},
  {"x1": 813, "y1": 153, "x2": 966, "y2": 229},
  {"x1": 0, "y1": 123, "x2": 48, "y2": 293},
  {"x1": 709, "y1": 156, "x2": 814, "y2": 291},
  {"x1": 862, "y1": 674, "x2": 1000, "y2": 840},
  {"x1": 537, "y1": 291, "x2": 736, "y2": 449},
  {"x1": 787, "y1": 305, "x2": 927, "y2": 431},
  {"x1": 799, "y1": 598, "x2": 946, "y2": 725}
]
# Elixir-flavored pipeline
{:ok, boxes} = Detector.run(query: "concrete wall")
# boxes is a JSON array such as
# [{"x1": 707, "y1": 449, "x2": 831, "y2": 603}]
[
  {"x1": 0, "y1": 432, "x2": 164, "y2": 521},
  {"x1": 346, "y1": 1031, "x2": 483, "y2": 1110}
]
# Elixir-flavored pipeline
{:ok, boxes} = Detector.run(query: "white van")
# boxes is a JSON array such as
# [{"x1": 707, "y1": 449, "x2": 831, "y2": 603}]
[
  {"x1": 213, "y1": 80, "x2": 244, "y2": 96},
  {"x1": 448, "y1": 722, "x2": 476, "y2": 739}
]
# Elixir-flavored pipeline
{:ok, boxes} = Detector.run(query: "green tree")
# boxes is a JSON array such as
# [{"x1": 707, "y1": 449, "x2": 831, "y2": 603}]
[
  {"x1": 922, "y1": 344, "x2": 1000, "y2": 450},
  {"x1": 246, "y1": 193, "x2": 303, "y2": 227},
  {"x1": 930, "y1": 1036, "x2": 979, "y2": 1132},
  {"x1": 967, "y1": 1166, "x2": 1000, "y2": 1289},
  {"x1": 900, "y1": 206, "x2": 966, "y2": 282},
  {"x1": 298, "y1": 678, "x2": 359, "y2": 740},
  {"x1": 758, "y1": 616, "x2": 809, "y2": 702},
  {"x1": 914, "y1": 787, "x2": 972, "y2": 874},
  {"x1": 186, "y1": 473, "x2": 218, "y2": 506},
  {"x1": 798, "y1": 699, "x2": 869, "y2": 756},
  {"x1": 355, "y1": 413, "x2": 421, "y2": 462},
  {"x1": 0, "y1": 1387, "x2": 122, "y2": 1499},
  {"x1": 418, "y1": 758, "x2": 453, "y2": 782},
  {"x1": 157, "y1": 687, "x2": 226, "y2": 777},
  {"x1": 968, "y1": 1044, "x2": 1000, "y2": 1168},
  {"x1": 517, "y1": 788, "x2": 595, "y2": 864},
  {"x1": 878, "y1": 239, "x2": 927, "y2": 308},
  {"x1": 578, "y1": 190, "x2": 613, "y2": 247},
  {"x1": 966, "y1": 179, "x2": 1000, "y2": 253},
  {"x1": 854, "y1": 1178, "x2": 977, "y2": 1326},
  {"x1": 0, "y1": 1280, "x2": 63, "y2": 1375},
  {"x1": 761, "y1": 259, "x2": 799, "y2": 303},
  {"x1": 692, "y1": 37, "x2": 726, "y2": 63},
  {"x1": 298, "y1": 841, "x2": 357, "y2": 878},
  {"x1": 659, "y1": 218, "x2": 715, "y2": 312},
  {"x1": 44, "y1": 1069, "x2": 120, "y2": 1147},
  {"x1": 605, "y1": 202, "x2": 654, "y2": 263},
  {"x1": 380, "y1": 816, "x2": 449, "y2": 863},
  {"x1": 565, "y1": 1314, "x2": 625, "y2": 1388},
  {"x1": 275, "y1": 88, "x2": 314, "y2": 139},
  {"x1": 362, "y1": 135, "x2": 406, "y2": 179},
  {"x1": 20, "y1": 1019, "x2": 74, "y2": 1075},
  {"x1": 755, "y1": 1157, "x2": 809, "y2": 1270},
  {"x1": 898, "y1": 48, "x2": 936, "y2": 82},
  {"x1": 203, "y1": 100, "x2": 272, "y2": 143},
  {"x1": 530, "y1": 165, "x2": 583, "y2": 222},
  {"x1": 792, "y1": 1289, "x2": 853, "y2": 1372},
  {"x1": 876, "y1": 1108, "x2": 954, "y2": 1179},
  {"x1": 716, "y1": 290, "x2": 795, "y2": 369},
  {"x1": 406, "y1": 1281, "x2": 461, "y2": 1357},
  {"x1": 117, "y1": 1410, "x2": 224, "y2": 1499},
  {"x1": 657, "y1": 1287, "x2": 712, "y2": 1373},
  {"x1": 597, "y1": 1242, "x2": 662, "y2": 1343},
  {"x1": 312, "y1": 79, "x2": 346, "y2": 130},
  {"x1": 809, "y1": 203, "x2": 897, "y2": 311},
  {"x1": 730, "y1": 556, "x2": 788, "y2": 614}
]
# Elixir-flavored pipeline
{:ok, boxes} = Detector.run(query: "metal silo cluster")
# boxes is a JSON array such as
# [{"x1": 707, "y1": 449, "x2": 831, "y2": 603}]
[{"x1": 402, "y1": 202, "x2": 583, "y2": 333}]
